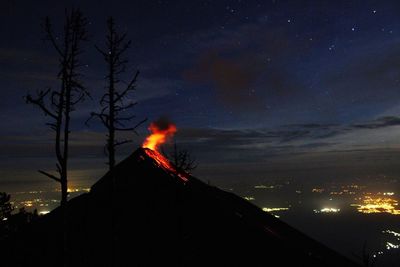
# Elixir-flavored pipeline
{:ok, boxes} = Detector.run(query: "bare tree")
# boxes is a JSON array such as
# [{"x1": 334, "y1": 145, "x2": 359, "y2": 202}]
[
  {"x1": 168, "y1": 142, "x2": 197, "y2": 174},
  {"x1": 25, "y1": 9, "x2": 88, "y2": 266},
  {"x1": 88, "y1": 17, "x2": 146, "y2": 171},
  {"x1": 26, "y1": 9, "x2": 88, "y2": 207}
]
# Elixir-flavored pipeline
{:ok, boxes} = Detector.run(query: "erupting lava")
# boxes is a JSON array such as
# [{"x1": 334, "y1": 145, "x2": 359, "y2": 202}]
[
  {"x1": 142, "y1": 119, "x2": 188, "y2": 183},
  {"x1": 142, "y1": 122, "x2": 177, "y2": 151}
]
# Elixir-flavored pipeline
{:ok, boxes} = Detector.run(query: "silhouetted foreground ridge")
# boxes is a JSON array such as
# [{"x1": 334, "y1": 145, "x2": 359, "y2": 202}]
[{"x1": 5, "y1": 148, "x2": 361, "y2": 266}]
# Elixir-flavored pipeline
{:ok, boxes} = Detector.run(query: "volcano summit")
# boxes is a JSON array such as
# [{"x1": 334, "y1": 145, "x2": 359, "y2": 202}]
[{"x1": 4, "y1": 147, "x2": 360, "y2": 266}]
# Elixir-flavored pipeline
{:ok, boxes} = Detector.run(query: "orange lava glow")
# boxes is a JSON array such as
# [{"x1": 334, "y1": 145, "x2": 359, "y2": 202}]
[
  {"x1": 142, "y1": 121, "x2": 188, "y2": 183},
  {"x1": 144, "y1": 148, "x2": 188, "y2": 183},
  {"x1": 142, "y1": 122, "x2": 177, "y2": 151}
]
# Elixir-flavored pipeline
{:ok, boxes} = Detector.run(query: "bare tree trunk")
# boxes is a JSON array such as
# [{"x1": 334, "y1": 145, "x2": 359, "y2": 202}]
[{"x1": 108, "y1": 44, "x2": 116, "y2": 171}]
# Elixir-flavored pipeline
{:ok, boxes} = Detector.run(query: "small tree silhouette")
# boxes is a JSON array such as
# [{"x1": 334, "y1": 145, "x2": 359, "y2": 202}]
[
  {"x1": 0, "y1": 194, "x2": 38, "y2": 242},
  {"x1": 88, "y1": 17, "x2": 146, "y2": 171},
  {"x1": 0, "y1": 192, "x2": 13, "y2": 221},
  {"x1": 167, "y1": 142, "x2": 197, "y2": 174}
]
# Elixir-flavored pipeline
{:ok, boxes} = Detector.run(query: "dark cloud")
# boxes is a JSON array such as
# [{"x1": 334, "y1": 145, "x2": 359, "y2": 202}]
[
  {"x1": 175, "y1": 126, "x2": 335, "y2": 151},
  {"x1": 352, "y1": 116, "x2": 400, "y2": 129},
  {"x1": 4, "y1": 116, "x2": 399, "y2": 161}
]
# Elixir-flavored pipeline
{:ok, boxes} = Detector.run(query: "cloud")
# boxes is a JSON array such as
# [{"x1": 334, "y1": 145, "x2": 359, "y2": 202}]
[
  {"x1": 0, "y1": 47, "x2": 55, "y2": 65},
  {"x1": 149, "y1": 116, "x2": 175, "y2": 131},
  {"x1": 172, "y1": 116, "x2": 400, "y2": 160},
  {"x1": 352, "y1": 116, "x2": 400, "y2": 129}
]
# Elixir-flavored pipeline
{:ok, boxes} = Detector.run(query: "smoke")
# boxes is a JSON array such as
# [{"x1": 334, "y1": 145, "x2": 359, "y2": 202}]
[
  {"x1": 182, "y1": 27, "x2": 308, "y2": 112},
  {"x1": 183, "y1": 50, "x2": 264, "y2": 110},
  {"x1": 150, "y1": 116, "x2": 176, "y2": 131}
]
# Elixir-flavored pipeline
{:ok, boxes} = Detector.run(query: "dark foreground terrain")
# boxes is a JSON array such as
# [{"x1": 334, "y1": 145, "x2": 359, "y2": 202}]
[{"x1": 3, "y1": 148, "x2": 361, "y2": 266}]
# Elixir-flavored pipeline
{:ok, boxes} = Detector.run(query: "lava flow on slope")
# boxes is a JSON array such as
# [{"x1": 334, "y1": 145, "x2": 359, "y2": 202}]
[{"x1": 142, "y1": 119, "x2": 188, "y2": 183}]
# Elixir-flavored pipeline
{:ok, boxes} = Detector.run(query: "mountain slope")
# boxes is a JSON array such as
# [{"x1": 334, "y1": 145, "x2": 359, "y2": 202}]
[{"x1": 5, "y1": 148, "x2": 361, "y2": 266}]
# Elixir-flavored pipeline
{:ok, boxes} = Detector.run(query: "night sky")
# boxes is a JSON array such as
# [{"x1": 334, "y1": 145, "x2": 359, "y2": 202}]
[{"x1": 2, "y1": 0, "x2": 400, "y2": 190}]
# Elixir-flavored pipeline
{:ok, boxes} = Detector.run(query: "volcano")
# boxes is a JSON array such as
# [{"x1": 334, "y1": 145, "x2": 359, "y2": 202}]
[{"x1": 5, "y1": 148, "x2": 360, "y2": 266}]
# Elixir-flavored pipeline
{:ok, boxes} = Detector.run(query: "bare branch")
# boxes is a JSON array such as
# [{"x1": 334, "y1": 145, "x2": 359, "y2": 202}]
[
  {"x1": 89, "y1": 112, "x2": 110, "y2": 129},
  {"x1": 115, "y1": 115, "x2": 136, "y2": 121},
  {"x1": 38, "y1": 170, "x2": 61, "y2": 183},
  {"x1": 25, "y1": 89, "x2": 57, "y2": 119},
  {"x1": 115, "y1": 117, "x2": 147, "y2": 133},
  {"x1": 115, "y1": 102, "x2": 137, "y2": 112},
  {"x1": 43, "y1": 17, "x2": 64, "y2": 57},
  {"x1": 95, "y1": 45, "x2": 109, "y2": 59},
  {"x1": 115, "y1": 70, "x2": 139, "y2": 103},
  {"x1": 114, "y1": 139, "x2": 132, "y2": 147}
]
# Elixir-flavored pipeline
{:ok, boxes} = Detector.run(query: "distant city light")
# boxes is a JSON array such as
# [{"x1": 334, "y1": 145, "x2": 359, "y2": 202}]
[
  {"x1": 243, "y1": 196, "x2": 255, "y2": 201},
  {"x1": 262, "y1": 207, "x2": 289, "y2": 212},
  {"x1": 312, "y1": 188, "x2": 324, "y2": 193},
  {"x1": 377, "y1": 229, "x2": 400, "y2": 255},
  {"x1": 39, "y1": 210, "x2": 50, "y2": 215},
  {"x1": 254, "y1": 185, "x2": 274, "y2": 189},
  {"x1": 383, "y1": 192, "x2": 394, "y2": 196},
  {"x1": 383, "y1": 230, "x2": 400, "y2": 237},
  {"x1": 313, "y1": 207, "x2": 340, "y2": 213},
  {"x1": 67, "y1": 188, "x2": 81, "y2": 193},
  {"x1": 386, "y1": 242, "x2": 399, "y2": 250},
  {"x1": 352, "y1": 196, "x2": 400, "y2": 215}
]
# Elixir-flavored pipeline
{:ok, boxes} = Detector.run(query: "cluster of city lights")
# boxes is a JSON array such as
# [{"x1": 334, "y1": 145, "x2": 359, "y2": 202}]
[
  {"x1": 383, "y1": 230, "x2": 400, "y2": 251},
  {"x1": 262, "y1": 207, "x2": 289, "y2": 212},
  {"x1": 254, "y1": 185, "x2": 275, "y2": 189},
  {"x1": 10, "y1": 187, "x2": 90, "y2": 214},
  {"x1": 262, "y1": 207, "x2": 289, "y2": 219},
  {"x1": 67, "y1": 187, "x2": 90, "y2": 193},
  {"x1": 313, "y1": 207, "x2": 340, "y2": 214},
  {"x1": 372, "y1": 229, "x2": 400, "y2": 258},
  {"x1": 311, "y1": 188, "x2": 324, "y2": 193},
  {"x1": 352, "y1": 196, "x2": 400, "y2": 215},
  {"x1": 39, "y1": 210, "x2": 50, "y2": 215}
]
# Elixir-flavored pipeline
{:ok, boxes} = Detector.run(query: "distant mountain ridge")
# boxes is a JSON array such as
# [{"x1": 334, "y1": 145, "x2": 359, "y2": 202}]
[{"x1": 4, "y1": 147, "x2": 361, "y2": 266}]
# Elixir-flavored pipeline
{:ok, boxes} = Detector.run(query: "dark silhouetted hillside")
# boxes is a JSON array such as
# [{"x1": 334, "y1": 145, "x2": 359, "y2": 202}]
[{"x1": 3, "y1": 148, "x2": 361, "y2": 266}]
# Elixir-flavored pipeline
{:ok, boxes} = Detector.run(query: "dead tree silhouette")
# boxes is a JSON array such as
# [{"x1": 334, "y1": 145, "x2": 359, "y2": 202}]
[
  {"x1": 25, "y1": 9, "x2": 89, "y2": 267},
  {"x1": 87, "y1": 17, "x2": 146, "y2": 171}
]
